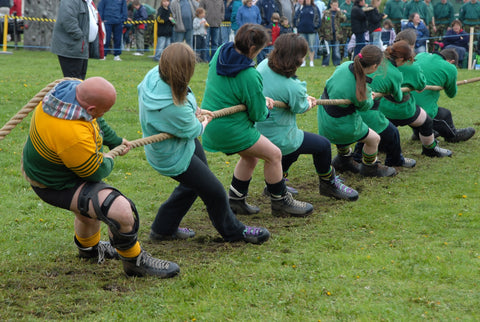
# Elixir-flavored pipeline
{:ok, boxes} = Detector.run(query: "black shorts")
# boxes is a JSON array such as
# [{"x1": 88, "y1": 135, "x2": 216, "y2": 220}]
[
  {"x1": 32, "y1": 181, "x2": 84, "y2": 210},
  {"x1": 388, "y1": 105, "x2": 422, "y2": 127}
]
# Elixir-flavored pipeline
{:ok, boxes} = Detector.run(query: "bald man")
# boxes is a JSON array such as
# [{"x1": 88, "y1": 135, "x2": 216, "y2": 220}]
[{"x1": 22, "y1": 77, "x2": 180, "y2": 278}]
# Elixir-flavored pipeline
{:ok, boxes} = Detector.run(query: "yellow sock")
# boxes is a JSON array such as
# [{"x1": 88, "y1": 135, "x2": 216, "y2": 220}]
[
  {"x1": 117, "y1": 241, "x2": 141, "y2": 259},
  {"x1": 75, "y1": 230, "x2": 101, "y2": 248}
]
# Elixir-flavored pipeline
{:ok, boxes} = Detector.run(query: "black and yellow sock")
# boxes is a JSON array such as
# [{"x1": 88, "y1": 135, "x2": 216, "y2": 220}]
[
  {"x1": 318, "y1": 166, "x2": 333, "y2": 181},
  {"x1": 75, "y1": 230, "x2": 101, "y2": 248},
  {"x1": 362, "y1": 150, "x2": 377, "y2": 165},
  {"x1": 117, "y1": 241, "x2": 142, "y2": 259}
]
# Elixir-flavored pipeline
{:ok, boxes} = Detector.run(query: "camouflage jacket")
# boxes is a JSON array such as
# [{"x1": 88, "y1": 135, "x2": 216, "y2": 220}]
[{"x1": 319, "y1": 8, "x2": 347, "y2": 42}]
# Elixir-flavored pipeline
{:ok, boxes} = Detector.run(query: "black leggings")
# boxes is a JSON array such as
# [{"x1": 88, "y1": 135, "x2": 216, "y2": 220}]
[{"x1": 151, "y1": 139, "x2": 245, "y2": 241}]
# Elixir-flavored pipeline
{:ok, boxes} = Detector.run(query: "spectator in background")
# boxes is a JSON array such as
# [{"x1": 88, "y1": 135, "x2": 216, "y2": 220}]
[
  {"x1": 200, "y1": 0, "x2": 224, "y2": 60},
  {"x1": 319, "y1": 0, "x2": 346, "y2": 66},
  {"x1": 131, "y1": 0, "x2": 148, "y2": 55},
  {"x1": 366, "y1": 0, "x2": 386, "y2": 50},
  {"x1": 193, "y1": 7, "x2": 209, "y2": 61},
  {"x1": 279, "y1": 15, "x2": 293, "y2": 33},
  {"x1": 171, "y1": 0, "x2": 198, "y2": 48},
  {"x1": 381, "y1": 19, "x2": 396, "y2": 48},
  {"x1": 0, "y1": 0, "x2": 11, "y2": 19},
  {"x1": 294, "y1": 0, "x2": 320, "y2": 67},
  {"x1": 257, "y1": 0, "x2": 279, "y2": 62},
  {"x1": 154, "y1": 0, "x2": 175, "y2": 61},
  {"x1": 350, "y1": 0, "x2": 367, "y2": 57},
  {"x1": 277, "y1": 0, "x2": 295, "y2": 27},
  {"x1": 98, "y1": 0, "x2": 128, "y2": 61},
  {"x1": 230, "y1": 0, "x2": 243, "y2": 34},
  {"x1": 51, "y1": 0, "x2": 93, "y2": 79},
  {"x1": 339, "y1": 0, "x2": 353, "y2": 58},
  {"x1": 220, "y1": 0, "x2": 233, "y2": 44},
  {"x1": 405, "y1": 12, "x2": 429, "y2": 53},
  {"x1": 384, "y1": 0, "x2": 404, "y2": 33},
  {"x1": 403, "y1": 0, "x2": 428, "y2": 22},
  {"x1": 459, "y1": 0, "x2": 480, "y2": 43},
  {"x1": 433, "y1": 0, "x2": 454, "y2": 42},
  {"x1": 236, "y1": 0, "x2": 262, "y2": 29},
  {"x1": 143, "y1": 3, "x2": 157, "y2": 51},
  {"x1": 443, "y1": 19, "x2": 469, "y2": 66}
]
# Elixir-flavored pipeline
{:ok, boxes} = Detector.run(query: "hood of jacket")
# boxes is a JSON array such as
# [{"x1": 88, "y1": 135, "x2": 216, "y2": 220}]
[
  {"x1": 42, "y1": 80, "x2": 92, "y2": 121},
  {"x1": 138, "y1": 67, "x2": 176, "y2": 111},
  {"x1": 216, "y1": 42, "x2": 255, "y2": 77}
]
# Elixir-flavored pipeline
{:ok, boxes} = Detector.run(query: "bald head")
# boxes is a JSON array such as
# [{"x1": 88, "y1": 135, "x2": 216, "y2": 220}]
[{"x1": 76, "y1": 77, "x2": 117, "y2": 118}]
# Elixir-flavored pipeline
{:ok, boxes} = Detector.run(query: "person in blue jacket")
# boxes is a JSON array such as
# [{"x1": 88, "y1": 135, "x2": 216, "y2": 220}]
[
  {"x1": 98, "y1": 0, "x2": 128, "y2": 61},
  {"x1": 236, "y1": 0, "x2": 262, "y2": 29},
  {"x1": 294, "y1": 0, "x2": 320, "y2": 67},
  {"x1": 404, "y1": 12, "x2": 429, "y2": 53},
  {"x1": 138, "y1": 43, "x2": 270, "y2": 245}
]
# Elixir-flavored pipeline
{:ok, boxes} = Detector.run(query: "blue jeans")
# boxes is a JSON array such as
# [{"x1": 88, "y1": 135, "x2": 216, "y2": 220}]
[
  {"x1": 194, "y1": 35, "x2": 208, "y2": 62},
  {"x1": 220, "y1": 24, "x2": 231, "y2": 45},
  {"x1": 173, "y1": 29, "x2": 193, "y2": 48},
  {"x1": 153, "y1": 36, "x2": 171, "y2": 61},
  {"x1": 206, "y1": 27, "x2": 220, "y2": 60},
  {"x1": 151, "y1": 139, "x2": 246, "y2": 241},
  {"x1": 104, "y1": 23, "x2": 123, "y2": 56},
  {"x1": 322, "y1": 40, "x2": 341, "y2": 66},
  {"x1": 353, "y1": 32, "x2": 366, "y2": 58},
  {"x1": 370, "y1": 31, "x2": 383, "y2": 50}
]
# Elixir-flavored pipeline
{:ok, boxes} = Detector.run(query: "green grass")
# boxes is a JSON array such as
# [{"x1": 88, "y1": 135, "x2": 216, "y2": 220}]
[{"x1": 1, "y1": 49, "x2": 480, "y2": 320}]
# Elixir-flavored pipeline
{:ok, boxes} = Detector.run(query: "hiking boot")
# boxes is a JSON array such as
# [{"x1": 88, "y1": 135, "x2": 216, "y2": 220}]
[
  {"x1": 401, "y1": 157, "x2": 416, "y2": 168},
  {"x1": 150, "y1": 228, "x2": 195, "y2": 241},
  {"x1": 319, "y1": 169, "x2": 359, "y2": 201},
  {"x1": 121, "y1": 250, "x2": 180, "y2": 278},
  {"x1": 242, "y1": 226, "x2": 270, "y2": 244},
  {"x1": 422, "y1": 142, "x2": 452, "y2": 157},
  {"x1": 75, "y1": 238, "x2": 119, "y2": 264},
  {"x1": 263, "y1": 185, "x2": 298, "y2": 197},
  {"x1": 332, "y1": 154, "x2": 361, "y2": 174},
  {"x1": 229, "y1": 187, "x2": 260, "y2": 215},
  {"x1": 359, "y1": 161, "x2": 397, "y2": 177},
  {"x1": 271, "y1": 191, "x2": 313, "y2": 217},
  {"x1": 445, "y1": 127, "x2": 475, "y2": 143}
]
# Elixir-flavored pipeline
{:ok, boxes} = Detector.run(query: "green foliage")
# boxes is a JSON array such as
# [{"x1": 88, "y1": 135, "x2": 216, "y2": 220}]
[{"x1": 1, "y1": 50, "x2": 480, "y2": 320}]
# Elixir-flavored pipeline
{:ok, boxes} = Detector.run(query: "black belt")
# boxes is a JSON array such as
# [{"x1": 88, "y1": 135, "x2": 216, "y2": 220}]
[
  {"x1": 321, "y1": 88, "x2": 356, "y2": 118},
  {"x1": 383, "y1": 93, "x2": 410, "y2": 104}
]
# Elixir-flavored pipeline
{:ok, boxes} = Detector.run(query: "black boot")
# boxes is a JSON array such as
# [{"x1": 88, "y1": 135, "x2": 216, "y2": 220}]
[
  {"x1": 422, "y1": 141, "x2": 452, "y2": 157},
  {"x1": 359, "y1": 161, "x2": 397, "y2": 177},
  {"x1": 229, "y1": 186, "x2": 260, "y2": 215},
  {"x1": 445, "y1": 127, "x2": 475, "y2": 143},
  {"x1": 270, "y1": 191, "x2": 313, "y2": 217},
  {"x1": 319, "y1": 168, "x2": 359, "y2": 201},
  {"x1": 121, "y1": 250, "x2": 180, "y2": 278},
  {"x1": 332, "y1": 154, "x2": 361, "y2": 173}
]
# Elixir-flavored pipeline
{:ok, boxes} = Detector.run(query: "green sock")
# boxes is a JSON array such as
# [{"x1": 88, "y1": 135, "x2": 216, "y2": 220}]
[
  {"x1": 362, "y1": 150, "x2": 377, "y2": 165},
  {"x1": 424, "y1": 140, "x2": 437, "y2": 149},
  {"x1": 337, "y1": 146, "x2": 351, "y2": 156}
]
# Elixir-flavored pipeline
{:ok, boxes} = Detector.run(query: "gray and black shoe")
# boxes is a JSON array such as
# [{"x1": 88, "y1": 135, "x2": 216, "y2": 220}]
[
  {"x1": 422, "y1": 142, "x2": 452, "y2": 158},
  {"x1": 319, "y1": 169, "x2": 359, "y2": 201},
  {"x1": 332, "y1": 154, "x2": 361, "y2": 173},
  {"x1": 445, "y1": 127, "x2": 475, "y2": 143},
  {"x1": 270, "y1": 191, "x2": 313, "y2": 217},
  {"x1": 359, "y1": 161, "x2": 397, "y2": 177},
  {"x1": 121, "y1": 250, "x2": 180, "y2": 278},
  {"x1": 150, "y1": 228, "x2": 195, "y2": 241},
  {"x1": 242, "y1": 226, "x2": 270, "y2": 244},
  {"x1": 75, "y1": 237, "x2": 120, "y2": 264},
  {"x1": 229, "y1": 186, "x2": 260, "y2": 215}
]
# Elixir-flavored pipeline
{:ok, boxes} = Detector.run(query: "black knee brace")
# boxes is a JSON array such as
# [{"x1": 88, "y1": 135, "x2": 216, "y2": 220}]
[
  {"x1": 77, "y1": 182, "x2": 139, "y2": 251},
  {"x1": 415, "y1": 114, "x2": 433, "y2": 137}
]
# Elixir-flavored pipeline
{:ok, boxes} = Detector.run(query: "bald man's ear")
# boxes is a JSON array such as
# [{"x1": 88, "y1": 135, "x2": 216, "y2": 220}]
[{"x1": 85, "y1": 105, "x2": 97, "y2": 116}]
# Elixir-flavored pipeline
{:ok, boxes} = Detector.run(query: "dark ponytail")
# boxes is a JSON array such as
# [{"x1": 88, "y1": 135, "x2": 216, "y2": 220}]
[{"x1": 353, "y1": 45, "x2": 383, "y2": 101}]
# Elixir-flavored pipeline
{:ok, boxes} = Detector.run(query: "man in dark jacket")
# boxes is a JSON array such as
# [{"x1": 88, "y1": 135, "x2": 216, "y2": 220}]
[
  {"x1": 350, "y1": 0, "x2": 367, "y2": 57},
  {"x1": 98, "y1": 0, "x2": 128, "y2": 61}
]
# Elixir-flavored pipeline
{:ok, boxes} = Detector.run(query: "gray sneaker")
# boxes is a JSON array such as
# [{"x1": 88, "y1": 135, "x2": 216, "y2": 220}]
[
  {"x1": 150, "y1": 228, "x2": 195, "y2": 241},
  {"x1": 271, "y1": 191, "x2": 313, "y2": 217},
  {"x1": 121, "y1": 250, "x2": 180, "y2": 278},
  {"x1": 242, "y1": 226, "x2": 270, "y2": 244}
]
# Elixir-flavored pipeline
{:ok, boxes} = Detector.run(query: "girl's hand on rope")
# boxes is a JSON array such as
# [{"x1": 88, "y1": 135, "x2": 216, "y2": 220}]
[
  {"x1": 201, "y1": 110, "x2": 214, "y2": 128},
  {"x1": 265, "y1": 97, "x2": 275, "y2": 110},
  {"x1": 307, "y1": 96, "x2": 317, "y2": 111},
  {"x1": 372, "y1": 91, "x2": 379, "y2": 99}
]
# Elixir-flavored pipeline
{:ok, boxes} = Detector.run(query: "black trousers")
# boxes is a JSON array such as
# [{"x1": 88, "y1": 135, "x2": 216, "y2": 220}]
[
  {"x1": 58, "y1": 55, "x2": 88, "y2": 80},
  {"x1": 151, "y1": 139, "x2": 245, "y2": 241}
]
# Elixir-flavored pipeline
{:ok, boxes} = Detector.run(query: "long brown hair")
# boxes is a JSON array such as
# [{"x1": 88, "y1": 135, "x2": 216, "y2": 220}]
[
  {"x1": 353, "y1": 45, "x2": 383, "y2": 101},
  {"x1": 159, "y1": 43, "x2": 196, "y2": 106},
  {"x1": 268, "y1": 33, "x2": 308, "y2": 78}
]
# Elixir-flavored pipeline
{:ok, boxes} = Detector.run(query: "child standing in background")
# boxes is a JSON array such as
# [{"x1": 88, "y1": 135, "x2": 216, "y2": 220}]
[
  {"x1": 279, "y1": 16, "x2": 293, "y2": 34},
  {"x1": 193, "y1": 7, "x2": 209, "y2": 62},
  {"x1": 153, "y1": 0, "x2": 175, "y2": 61}
]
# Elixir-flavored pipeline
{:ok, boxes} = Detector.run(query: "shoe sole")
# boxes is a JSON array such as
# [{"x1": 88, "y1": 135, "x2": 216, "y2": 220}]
[{"x1": 271, "y1": 208, "x2": 313, "y2": 217}]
